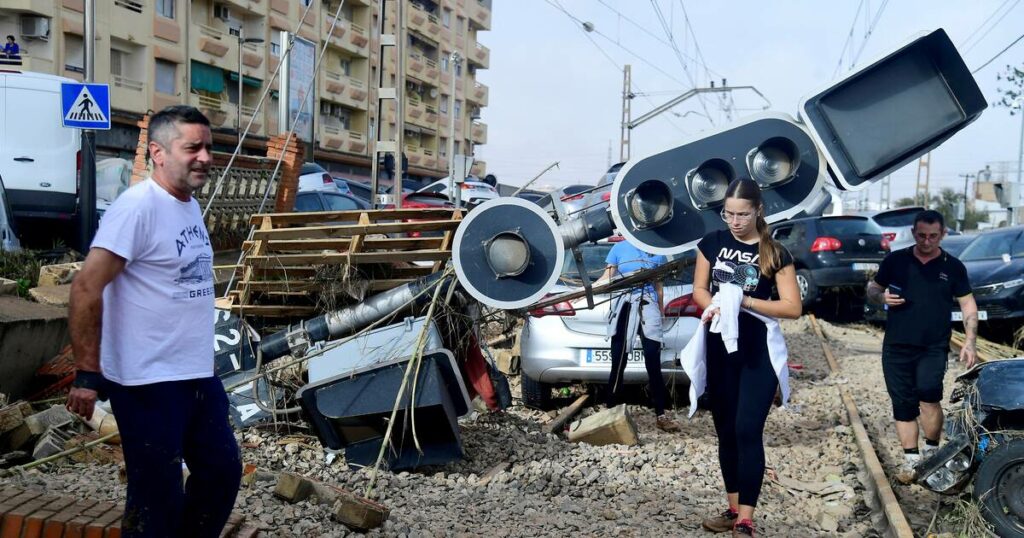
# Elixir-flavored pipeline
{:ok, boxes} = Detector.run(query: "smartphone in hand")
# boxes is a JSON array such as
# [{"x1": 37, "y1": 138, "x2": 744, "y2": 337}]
[{"x1": 888, "y1": 284, "x2": 902, "y2": 297}]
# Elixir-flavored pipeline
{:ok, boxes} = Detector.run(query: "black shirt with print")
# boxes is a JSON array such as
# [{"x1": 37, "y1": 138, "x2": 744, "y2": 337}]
[
  {"x1": 873, "y1": 247, "x2": 971, "y2": 347},
  {"x1": 697, "y1": 230, "x2": 794, "y2": 300}
]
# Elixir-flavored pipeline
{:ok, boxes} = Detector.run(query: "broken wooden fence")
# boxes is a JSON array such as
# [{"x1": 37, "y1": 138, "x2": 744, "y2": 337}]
[{"x1": 220, "y1": 208, "x2": 464, "y2": 318}]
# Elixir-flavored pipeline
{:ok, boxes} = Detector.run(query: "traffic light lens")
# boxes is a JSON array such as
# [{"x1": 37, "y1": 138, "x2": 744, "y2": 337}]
[
  {"x1": 627, "y1": 179, "x2": 673, "y2": 230},
  {"x1": 485, "y1": 231, "x2": 531, "y2": 277},
  {"x1": 747, "y1": 137, "x2": 799, "y2": 188},
  {"x1": 686, "y1": 159, "x2": 732, "y2": 209}
]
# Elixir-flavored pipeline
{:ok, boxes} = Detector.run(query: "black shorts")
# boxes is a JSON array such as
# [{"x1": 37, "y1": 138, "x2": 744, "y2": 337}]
[{"x1": 881, "y1": 343, "x2": 949, "y2": 421}]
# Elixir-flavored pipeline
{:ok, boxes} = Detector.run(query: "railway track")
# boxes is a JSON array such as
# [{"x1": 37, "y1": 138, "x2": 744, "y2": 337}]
[{"x1": 808, "y1": 314, "x2": 915, "y2": 538}]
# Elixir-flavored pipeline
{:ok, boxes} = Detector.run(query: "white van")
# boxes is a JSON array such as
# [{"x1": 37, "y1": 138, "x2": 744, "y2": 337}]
[{"x1": 0, "y1": 71, "x2": 81, "y2": 221}]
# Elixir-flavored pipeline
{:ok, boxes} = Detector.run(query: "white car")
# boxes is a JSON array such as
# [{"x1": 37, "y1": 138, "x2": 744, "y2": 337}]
[
  {"x1": 298, "y1": 162, "x2": 342, "y2": 193},
  {"x1": 418, "y1": 177, "x2": 498, "y2": 207},
  {"x1": 519, "y1": 242, "x2": 701, "y2": 409}
]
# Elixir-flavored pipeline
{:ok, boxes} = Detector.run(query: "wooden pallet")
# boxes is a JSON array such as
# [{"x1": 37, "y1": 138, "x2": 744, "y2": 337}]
[{"x1": 222, "y1": 208, "x2": 463, "y2": 318}]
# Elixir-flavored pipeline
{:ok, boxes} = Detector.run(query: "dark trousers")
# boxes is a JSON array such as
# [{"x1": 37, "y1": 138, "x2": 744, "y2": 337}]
[
  {"x1": 107, "y1": 376, "x2": 242, "y2": 538},
  {"x1": 881, "y1": 342, "x2": 948, "y2": 421},
  {"x1": 605, "y1": 301, "x2": 668, "y2": 415},
  {"x1": 706, "y1": 315, "x2": 777, "y2": 507}
]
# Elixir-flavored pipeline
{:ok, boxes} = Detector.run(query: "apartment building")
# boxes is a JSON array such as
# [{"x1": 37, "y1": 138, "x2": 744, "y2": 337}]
[{"x1": 0, "y1": 0, "x2": 490, "y2": 183}]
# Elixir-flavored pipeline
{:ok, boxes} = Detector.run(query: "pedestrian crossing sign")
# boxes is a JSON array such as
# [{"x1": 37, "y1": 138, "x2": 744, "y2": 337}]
[{"x1": 61, "y1": 83, "x2": 111, "y2": 130}]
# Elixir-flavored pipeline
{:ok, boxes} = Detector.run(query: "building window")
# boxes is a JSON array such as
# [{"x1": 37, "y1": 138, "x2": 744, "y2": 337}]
[
  {"x1": 440, "y1": 55, "x2": 449, "y2": 73},
  {"x1": 455, "y1": 62, "x2": 462, "y2": 78},
  {"x1": 270, "y1": 32, "x2": 281, "y2": 57},
  {"x1": 439, "y1": 138, "x2": 448, "y2": 158},
  {"x1": 454, "y1": 141, "x2": 460, "y2": 155},
  {"x1": 110, "y1": 50, "x2": 125, "y2": 77},
  {"x1": 155, "y1": 60, "x2": 177, "y2": 94},
  {"x1": 439, "y1": 96, "x2": 448, "y2": 114},
  {"x1": 64, "y1": 34, "x2": 84, "y2": 73},
  {"x1": 157, "y1": 0, "x2": 175, "y2": 19},
  {"x1": 454, "y1": 100, "x2": 462, "y2": 118},
  {"x1": 340, "y1": 58, "x2": 351, "y2": 76},
  {"x1": 456, "y1": 16, "x2": 465, "y2": 35},
  {"x1": 442, "y1": 9, "x2": 451, "y2": 28}
]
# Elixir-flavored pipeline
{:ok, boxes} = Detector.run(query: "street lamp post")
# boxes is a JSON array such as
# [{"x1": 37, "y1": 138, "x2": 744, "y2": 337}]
[
  {"x1": 447, "y1": 51, "x2": 462, "y2": 205},
  {"x1": 236, "y1": 28, "x2": 264, "y2": 135}
]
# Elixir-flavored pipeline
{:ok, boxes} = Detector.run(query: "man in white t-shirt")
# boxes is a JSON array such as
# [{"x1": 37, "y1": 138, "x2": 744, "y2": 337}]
[{"x1": 66, "y1": 106, "x2": 241, "y2": 537}]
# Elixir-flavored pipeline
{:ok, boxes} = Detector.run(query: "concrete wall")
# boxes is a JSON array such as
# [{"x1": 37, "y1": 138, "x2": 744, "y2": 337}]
[{"x1": 0, "y1": 296, "x2": 69, "y2": 401}]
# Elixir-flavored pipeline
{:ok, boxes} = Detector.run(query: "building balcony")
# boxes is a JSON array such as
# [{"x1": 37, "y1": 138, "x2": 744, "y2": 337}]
[
  {"x1": 406, "y1": 2, "x2": 443, "y2": 42},
  {"x1": 0, "y1": 54, "x2": 54, "y2": 74},
  {"x1": 192, "y1": 23, "x2": 235, "y2": 66},
  {"x1": 110, "y1": 0, "x2": 149, "y2": 41},
  {"x1": 320, "y1": 124, "x2": 367, "y2": 155},
  {"x1": 189, "y1": 92, "x2": 232, "y2": 130},
  {"x1": 345, "y1": 22, "x2": 370, "y2": 57},
  {"x1": 323, "y1": 16, "x2": 349, "y2": 49},
  {"x1": 322, "y1": 70, "x2": 348, "y2": 101},
  {"x1": 471, "y1": 121, "x2": 487, "y2": 145},
  {"x1": 405, "y1": 95, "x2": 427, "y2": 123},
  {"x1": 344, "y1": 76, "x2": 368, "y2": 109},
  {"x1": 423, "y1": 57, "x2": 440, "y2": 83},
  {"x1": 238, "y1": 104, "x2": 264, "y2": 136},
  {"x1": 467, "y1": 81, "x2": 488, "y2": 106},
  {"x1": 2, "y1": 0, "x2": 55, "y2": 17},
  {"x1": 405, "y1": 145, "x2": 437, "y2": 170},
  {"x1": 110, "y1": 74, "x2": 148, "y2": 114},
  {"x1": 222, "y1": 0, "x2": 267, "y2": 15},
  {"x1": 469, "y1": 42, "x2": 489, "y2": 69},
  {"x1": 468, "y1": 1, "x2": 491, "y2": 30},
  {"x1": 407, "y1": 51, "x2": 426, "y2": 78},
  {"x1": 423, "y1": 104, "x2": 439, "y2": 127}
]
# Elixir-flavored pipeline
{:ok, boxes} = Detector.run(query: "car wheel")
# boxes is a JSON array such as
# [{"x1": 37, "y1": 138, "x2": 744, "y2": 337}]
[
  {"x1": 973, "y1": 439, "x2": 1024, "y2": 537},
  {"x1": 795, "y1": 269, "x2": 818, "y2": 307},
  {"x1": 520, "y1": 373, "x2": 552, "y2": 410}
]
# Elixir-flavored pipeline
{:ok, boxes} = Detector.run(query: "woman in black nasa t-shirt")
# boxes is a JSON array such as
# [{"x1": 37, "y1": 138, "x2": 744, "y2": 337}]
[{"x1": 692, "y1": 178, "x2": 802, "y2": 537}]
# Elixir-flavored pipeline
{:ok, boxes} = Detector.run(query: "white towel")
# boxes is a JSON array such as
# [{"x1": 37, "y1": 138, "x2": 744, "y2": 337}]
[{"x1": 679, "y1": 287, "x2": 791, "y2": 417}]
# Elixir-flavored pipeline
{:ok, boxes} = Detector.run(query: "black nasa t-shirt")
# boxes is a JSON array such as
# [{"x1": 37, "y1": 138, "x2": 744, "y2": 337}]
[
  {"x1": 697, "y1": 230, "x2": 794, "y2": 300},
  {"x1": 873, "y1": 247, "x2": 971, "y2": 347}
]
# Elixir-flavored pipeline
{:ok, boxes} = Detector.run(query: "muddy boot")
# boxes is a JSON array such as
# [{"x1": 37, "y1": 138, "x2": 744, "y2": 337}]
[
  {"x1": 655, "y1": 414, "x2": 681, "y2": 433},
  {"x1": 896, "y1": 453, "x2": 920, "y2": 485},
  {"x1": 732, "y1": 519, "x2": 755, "y2": 536},
  {"x1": 701, "y1": 508, "x2": 738, "y2": 533}
]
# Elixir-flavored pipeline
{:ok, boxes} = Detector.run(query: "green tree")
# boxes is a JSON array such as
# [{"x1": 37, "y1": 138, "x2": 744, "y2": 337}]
[
  {"x1": 996, "y1": 63, "x2": 1024, "y2": 112},
  {"x1": 894, "y1": 197, "x2": 918, "y2": 208},
  {"x1": 928, "y1": 188, "x2": 988, "y2": 231}
]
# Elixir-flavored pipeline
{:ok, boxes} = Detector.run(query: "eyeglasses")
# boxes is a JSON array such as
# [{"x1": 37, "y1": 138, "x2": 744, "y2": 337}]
[{"x1": 720, "y1": 210, "x2": 754, "y2": 223}]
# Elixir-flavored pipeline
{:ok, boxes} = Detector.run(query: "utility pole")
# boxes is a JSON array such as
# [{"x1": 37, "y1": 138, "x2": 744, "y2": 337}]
[
  {"x1": 880, "y1": 175, "x2": 891, "y2": 209},
  {"x1": 619, "y1": 65, "x2": 631, "y2": 163},
  {"x1": 958, "y1": 173, "x2": 974, "y2": 231},
  {"x1": 78, "y1": 0, "x2": 97, "y2": 252},
  {"x1": 1015, "y1": 100, "x2": 1024, "y2": 225},
  {"x1": 915, "y1": 152, "x2": 931, "y2": 207},
  {"x1": 447, "y1": 51, "x2": 462, "y2": 205}
]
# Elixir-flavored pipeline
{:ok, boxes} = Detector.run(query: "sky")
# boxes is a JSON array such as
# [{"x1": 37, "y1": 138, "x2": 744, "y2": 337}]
[{"x1": 471, "y1": 0, "x2": 1024, "y2": 205}]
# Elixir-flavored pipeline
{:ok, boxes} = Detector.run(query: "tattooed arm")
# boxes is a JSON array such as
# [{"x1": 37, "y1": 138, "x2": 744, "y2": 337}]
[{"x1": 956, "y1": 293, "x2": 979, "y2": 368}]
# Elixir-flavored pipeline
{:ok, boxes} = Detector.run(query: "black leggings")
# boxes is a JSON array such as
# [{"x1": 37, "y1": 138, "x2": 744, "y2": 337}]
[
  {"x1": 606, "y1": 301, "x2": 668, "y2": 415},
  {"x1": 706, "y1": 314, "x2": 777, "y2": 507}
]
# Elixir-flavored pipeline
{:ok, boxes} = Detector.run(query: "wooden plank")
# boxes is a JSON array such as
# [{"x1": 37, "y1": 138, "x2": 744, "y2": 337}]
[
  {"x1": 251, "y1": 220, "x2": 460, "y2": 240},
  {"x1": 543, "y1": 395, "x2": 590, "y2": 435},
  {"x1": 347, "y1": 213, "x2": 371, "y2": 267},
  {"x1": 433, "y1": 210, "x2": 461, "y2": 272},
  {"x1": 231, "y1": 305, "x2": 317, "y2": 317},
  {"x1": 249, "y1": 208, "x2": 462, "y2": 225},
  {"x1": 237, "y1": 278, "x2": 413, "y2": 292},
  {"x1": 244, "y1": 237, "x2": 445, "y2": 252},
  {"x1": 246, "y1": 250, "x2": 452, "y2": 266},
  {"x1": 236, "y1": 216, "x2": 273, "y2": 307}
]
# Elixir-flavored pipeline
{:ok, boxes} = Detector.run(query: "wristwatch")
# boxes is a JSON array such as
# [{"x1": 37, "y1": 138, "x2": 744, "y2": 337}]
[{"x1": 72, "y1": 370, "x2": 108, "y2": 399}]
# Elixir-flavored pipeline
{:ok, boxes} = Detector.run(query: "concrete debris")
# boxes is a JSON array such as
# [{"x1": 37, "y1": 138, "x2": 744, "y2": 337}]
[
  {"x1": 24, "y1": 404, "x2": 76, "y2": 436},
  {"x1": 567, "y1": 404, "x2": 639, "y2": 447},
  {"x1": 272, "y1": 470, "x2": 389, "y2": 531},
  {"x1": 37, "y1": 261, "x2": 83, "y2": 288},
  {"x1": 0, "y1": 401, "x2": 33, "y2": 435},
  {"x1": 32, "y1": 426, "x2": 74, "y2": 460},
  {"x1": 27, "y1": 284, "x2": 71, "y2": 307},
  {"x1": 0, "y1": 277, "x2": 17, "y2": 296}
]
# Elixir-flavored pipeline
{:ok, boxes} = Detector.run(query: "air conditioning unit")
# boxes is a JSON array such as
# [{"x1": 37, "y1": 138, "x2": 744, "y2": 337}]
[
  {"x1": 20, "y1": 16, "x2": 50, "y2": 39},
  {"x1": 213, "y1": 4, "x2": 231, "y2": 22}
]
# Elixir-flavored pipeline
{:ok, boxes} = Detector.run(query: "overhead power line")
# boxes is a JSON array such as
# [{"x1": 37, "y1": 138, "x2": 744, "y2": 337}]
[
  {"x1": 962, "y1": 0, "x2": 1022, "y2": 54},
  {"x1": 971, "y1": 31, "x2": 1024, "y2": 74},
  {"x1": 649, "y1": 0, "x2": 715, "y2": 125}
]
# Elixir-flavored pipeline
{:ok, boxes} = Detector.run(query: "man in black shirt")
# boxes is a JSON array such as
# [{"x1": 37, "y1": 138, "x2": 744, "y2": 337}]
[{"x1": 867, "y1": 210, "x2": 978, "y2": 484}]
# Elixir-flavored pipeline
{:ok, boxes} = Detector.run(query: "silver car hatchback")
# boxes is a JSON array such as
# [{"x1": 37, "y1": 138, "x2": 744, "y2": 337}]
[{"x1": 519, "y1": 242, "x2": 701, "y2": 409}]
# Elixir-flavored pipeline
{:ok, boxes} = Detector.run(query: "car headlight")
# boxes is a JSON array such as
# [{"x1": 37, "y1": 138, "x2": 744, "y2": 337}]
[
  {"x1": 944, "y1": 450, "x2": 972, "y2": 472},
  {"x1": 924, "y1": 467, "x2": 960, "y2": 492}
]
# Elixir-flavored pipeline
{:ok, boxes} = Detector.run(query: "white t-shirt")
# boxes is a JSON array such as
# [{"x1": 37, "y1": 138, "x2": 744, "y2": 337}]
[{"x1": 91, "y1": 178, "x2": 215, "y2": 385}]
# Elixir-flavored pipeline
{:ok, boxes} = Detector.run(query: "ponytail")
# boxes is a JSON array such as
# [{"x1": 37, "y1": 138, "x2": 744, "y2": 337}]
[{"x1": 755, "y1": 213, "x2": 783, "y2": 278}]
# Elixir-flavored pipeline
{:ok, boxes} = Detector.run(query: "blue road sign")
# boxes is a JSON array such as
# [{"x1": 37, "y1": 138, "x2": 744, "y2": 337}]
[{"x1": 61, "y1": 83, "x2": 111, "y2": 130}]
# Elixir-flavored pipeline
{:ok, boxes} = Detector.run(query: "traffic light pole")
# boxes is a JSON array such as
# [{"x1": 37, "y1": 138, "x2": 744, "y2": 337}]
[{"x1": 78, "y1": 0, "x2": 97, "y2": 253}]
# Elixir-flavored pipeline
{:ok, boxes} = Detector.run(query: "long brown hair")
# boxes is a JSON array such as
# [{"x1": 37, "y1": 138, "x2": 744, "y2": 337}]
[{"x1": 724, "y1": 178, "x2": 784, "y2": 278}]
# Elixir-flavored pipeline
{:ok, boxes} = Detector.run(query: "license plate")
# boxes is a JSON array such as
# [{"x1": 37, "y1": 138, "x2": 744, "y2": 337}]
[
  {"x1": 581, "y1": 349, "x2": 644, "y2": 365},
  {"x1": 952, "y1": 311, "x2": 988, "y2": 321},
  {"x1": 852, "y1": 263, "x2": 879, "y2": 271}
]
